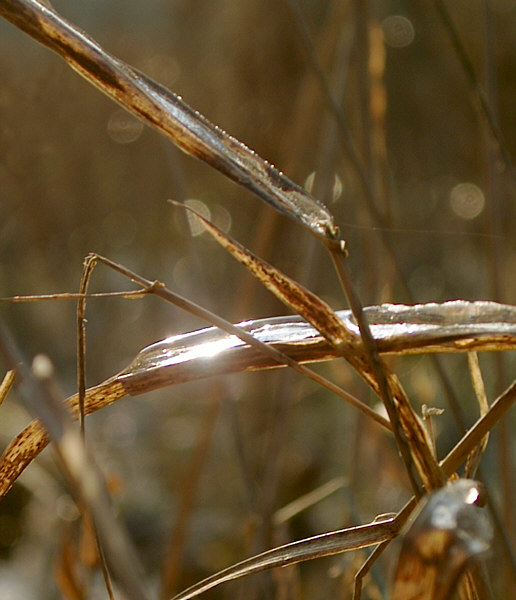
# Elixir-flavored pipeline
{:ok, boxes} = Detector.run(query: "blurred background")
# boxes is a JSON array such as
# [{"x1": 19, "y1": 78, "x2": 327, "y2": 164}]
[{"x1": 0, "y1": 0, "x2": 515, "y2": 598}]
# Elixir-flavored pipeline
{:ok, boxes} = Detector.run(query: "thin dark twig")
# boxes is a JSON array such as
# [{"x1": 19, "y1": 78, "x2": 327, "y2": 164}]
[
  {"x1": 77, "y1": 254, "x2": 98, "y2": 433},
  {"x1": 76, "y1": 254, "x2": 117, "y2": 597},
  {"x1": 89, "y1": 253, "x2": 391, "y2": 430},
  {"x1": 434, "y1": 0, "x2": 516, "y2": 183},
  {"x1": 284, "y1": 1, "x2": 483, "y2": 487},
  {"x1": 328, "y1": 244, "x2": 426, "y2": 497},
  {"x1": 482, "y1": 3, "x2": 515, "y2": 591},
  {"x1": 0, "y1": 290, "x2": 152, "y2": 302},
  {"x1": 353, "y1": 539, "x2": 392, "y2": 600},
  {"x1": 93, "y1": 526, "x2": 116, "y2": 600}
]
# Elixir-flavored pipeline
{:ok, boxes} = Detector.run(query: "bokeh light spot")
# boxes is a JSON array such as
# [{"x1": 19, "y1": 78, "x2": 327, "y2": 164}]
[
  {"x1": 304, "y1": 171, "x2": 343, "y2": 203},
  {"x1": 107, "y1": 109, "x2": 144, "y2": 144},
  {"x1": 138, "y1": 54, "x2": 180, "y2": 88},
  {"x1": 382, "y1": 16, "x2": 415, "y2": 48},
  {"x1": 172, "y1": 255, "x2": 196, "y2": 293},
  {"x1": 55, "y1": 494, "x2": 80, "y2": 522},
  {"x1": 449, "y1": 182, "x2": 485, "y2": 220},
  {"x1": 185, "y1": 199, "x2": 211, "y2": 237},
  {"x1": 332, "y1": 174, "x2": 343, "y2": 202},
  {"x1": 304, "y1": 171, "x2": 316, "y2": 194},
  {"x1": 211, "y1": 203, "x2": 232, "y2": 233}
]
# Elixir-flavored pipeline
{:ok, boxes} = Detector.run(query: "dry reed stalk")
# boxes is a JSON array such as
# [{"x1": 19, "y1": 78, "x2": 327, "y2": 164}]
[{"x1": 1, "y1": 1, "x2": 515, "y2": 598}]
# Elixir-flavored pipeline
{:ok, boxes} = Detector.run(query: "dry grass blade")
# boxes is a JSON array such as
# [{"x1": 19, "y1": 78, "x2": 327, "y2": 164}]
[
  {"x1": 272, "y1": 477, "x2": 346, "y2": 526},
  {"x1": 353, "y1": 540, "x2": 391, "y2": 600},
  {"x1": 0, "y1": 254, "x2": 391, "y2": 500},
  {"x1": 0, "y1": 370, "x2": 16, "y2": 406},
  {"x1": 0, "y1": 291, "x2": 151, "y2": 303},
  {"x1": 178, "y1": 202, "x2": 444, "y2": 491},
  {"x1": 465, "y1": 352, "x2": 490, "y2": 477},
  {"x1": 2, "y1": 298, "x2": 515, "y2": 503},
  {"x1": 0, "y1": 377, "x2": 125, "y2": 499},
  {"x1": 0, "y1": 0, "x2": 337, "y2": 240},
  {"x1": 170, "y1": 393, "x2": 510, "y2": 600},
  {"x1": 440, "y1": 379, "x2": 516, "y2": 477},
  {"x1": 176, "y1": 201, "x2": 356, "y2": 351},
  {"x1": 170, "y1": 510, "x2": 409, "y2": 600},
  {"x1": 0, "y1": 324, "x2": 149, "y2": 600},
  {"x1": 329, "y1": 249, "x2": 442, "y2": 494}
]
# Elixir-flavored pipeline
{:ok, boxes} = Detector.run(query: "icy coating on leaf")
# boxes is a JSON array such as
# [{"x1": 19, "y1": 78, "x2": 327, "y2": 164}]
[{"x1": 119, "y1": 301, "x2": 516, "y2": 394}]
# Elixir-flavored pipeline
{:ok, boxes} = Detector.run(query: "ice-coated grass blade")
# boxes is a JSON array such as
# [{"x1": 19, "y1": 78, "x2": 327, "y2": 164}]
[
  {"x1": 0, "y1": 0, "x2": 338, "y2": 240},
  {"x1": 2, "y1": 300, "x2": 516, "y2": 501},
  {"x1": 180, "y1": 204, "x2": 445, "y2": 490},
  {"x1": 391, "y1": 480, "x2": 493, "y2": 600},
  {"x1": 119, "y1": 301, "x2": 516, "y2": 392}
]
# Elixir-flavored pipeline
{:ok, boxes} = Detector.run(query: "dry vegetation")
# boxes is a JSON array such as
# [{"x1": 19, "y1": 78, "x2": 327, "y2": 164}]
[{"x1": 0, "y1": 1, "x2": 515, "y2": 599}]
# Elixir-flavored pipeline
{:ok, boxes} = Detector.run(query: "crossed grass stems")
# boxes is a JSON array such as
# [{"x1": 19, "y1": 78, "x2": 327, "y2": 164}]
[{"x1": 0, "y1": 1, "x2": 515, "y2": 598}]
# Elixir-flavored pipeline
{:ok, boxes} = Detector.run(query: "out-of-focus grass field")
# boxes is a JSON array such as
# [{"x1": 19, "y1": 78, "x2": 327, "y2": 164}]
[{"x1": 0, "y1": 1, "x2": 515, "y2": 598}]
